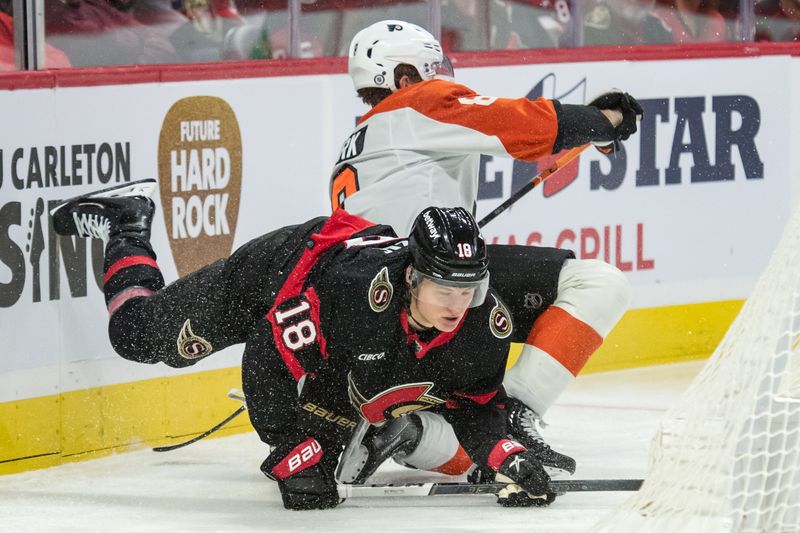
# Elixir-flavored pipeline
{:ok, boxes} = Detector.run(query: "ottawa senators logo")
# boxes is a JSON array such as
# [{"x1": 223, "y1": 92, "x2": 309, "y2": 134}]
[
  {"x1": 177, "y1": 319, "x2": 213, "y2": 360},
  {"x1": 368, "y1": 267, "x2": 393, "y2": 313},
  {"x1": 489, "y1": 295, "x2": 513, "y2": 339},
  {"x1": 347, "y1": 373, "x2": 444, "y2": 424}
]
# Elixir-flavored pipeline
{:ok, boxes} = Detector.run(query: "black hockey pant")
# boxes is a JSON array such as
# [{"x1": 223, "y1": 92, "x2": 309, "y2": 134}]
[{"x1": 104, "y1": 225, "x2": 302, "y2": 368}]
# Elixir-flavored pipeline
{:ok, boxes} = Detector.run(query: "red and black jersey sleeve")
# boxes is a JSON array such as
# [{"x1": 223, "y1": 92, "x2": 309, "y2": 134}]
[
  {"x1": 245, "y1": 210, "x2": 395, "y2": 446},
  {"x1": 264, "y1": 210, "x2": 389, "y2": 381},
  {"x1": 242, "y1": 319, "x2": 303, "y2": 445}
]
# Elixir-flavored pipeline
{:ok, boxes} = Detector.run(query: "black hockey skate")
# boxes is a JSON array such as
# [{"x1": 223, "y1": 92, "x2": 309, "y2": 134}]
[
  {"x1": 348, "y1": 414, "x2": 424, "y2": 484},
  {"x1": 505, "y1": 397, "x2": 576, "y2": 477},
  {"x1": 50, "y1": 179, "x2": 157, "y2": 243}
]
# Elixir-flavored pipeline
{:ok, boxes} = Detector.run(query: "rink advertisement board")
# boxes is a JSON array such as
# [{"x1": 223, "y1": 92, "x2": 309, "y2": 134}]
[
  {"x1": 0, "y1": 54, "x2": 797, "y2": 409},
  {"x1": 462, "y1": 56, "x2": 793, "y2": 309}
]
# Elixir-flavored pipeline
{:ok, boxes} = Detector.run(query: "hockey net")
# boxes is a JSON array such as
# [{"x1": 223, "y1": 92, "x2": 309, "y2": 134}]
[{"x1": 594, "y1": 204, "x2": 800, "y2": 533}]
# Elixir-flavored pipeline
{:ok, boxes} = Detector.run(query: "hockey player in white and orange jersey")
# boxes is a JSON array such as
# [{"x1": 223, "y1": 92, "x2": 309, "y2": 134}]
[{"x1": 330, "y1": 20, "x2": 638, "y2": 484}]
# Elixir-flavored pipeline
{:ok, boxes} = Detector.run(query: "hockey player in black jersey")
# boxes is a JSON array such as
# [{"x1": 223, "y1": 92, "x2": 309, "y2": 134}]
[{"x1": 51, "y1": 179, "x2": 573, "y2": 510}]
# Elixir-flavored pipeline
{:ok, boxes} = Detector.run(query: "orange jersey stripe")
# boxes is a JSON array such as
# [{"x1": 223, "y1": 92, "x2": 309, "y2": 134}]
[
  {"x1": 525, "y1": 306, "x2": 603, "y2": 376},
  {"x1": 359, "y1": 79, "x2": 558, "y2": 162}
]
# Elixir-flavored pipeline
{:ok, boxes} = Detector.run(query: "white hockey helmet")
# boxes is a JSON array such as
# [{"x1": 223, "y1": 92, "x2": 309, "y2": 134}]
[{"x1": 348, "y1": 20, "x2": 453, "y2": 92}]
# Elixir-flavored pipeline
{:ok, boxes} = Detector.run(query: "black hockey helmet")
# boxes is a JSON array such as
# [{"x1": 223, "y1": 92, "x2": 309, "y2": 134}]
[{"x1": 407, "y1": 207, "x2": 490, "y2": 308}]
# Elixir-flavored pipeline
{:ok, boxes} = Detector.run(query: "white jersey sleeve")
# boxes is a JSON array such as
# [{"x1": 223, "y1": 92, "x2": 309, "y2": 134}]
[{"x1": 330, "y1": 79, "x2": 559, "y2": 235}]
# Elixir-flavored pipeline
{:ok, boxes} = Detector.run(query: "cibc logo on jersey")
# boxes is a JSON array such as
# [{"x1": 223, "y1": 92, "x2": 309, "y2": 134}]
[{"x1": 358, "y1": 351, "x2": 385, "y2": 361}]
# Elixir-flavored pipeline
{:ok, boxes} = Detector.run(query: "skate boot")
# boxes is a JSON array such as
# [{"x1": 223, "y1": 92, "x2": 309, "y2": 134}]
[
  {"x1": 505, "y1": 397, "x2": 576, "y2": 478},
  {"x1": 50, "y1": 179, "x2": 157, "y2": 243}
]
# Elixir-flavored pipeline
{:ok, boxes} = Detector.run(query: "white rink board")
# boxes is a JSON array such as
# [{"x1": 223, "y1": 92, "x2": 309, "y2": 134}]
[{"x1": 0, "y1": 54, "x2": 797, "y2": 400}]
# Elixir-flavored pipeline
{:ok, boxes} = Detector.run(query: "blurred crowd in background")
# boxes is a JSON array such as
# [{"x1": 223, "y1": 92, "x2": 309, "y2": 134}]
[{"x1": 0, "y1": 0, "x2": 798, "y2": 70}]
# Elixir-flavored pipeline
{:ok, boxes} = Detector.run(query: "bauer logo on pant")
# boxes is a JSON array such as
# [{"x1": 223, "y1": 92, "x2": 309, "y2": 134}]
[
  {"x1": 177, "y1": 319, "x2": 213, "y2": 359},
  {"x1": 158, "y1": 96, "x2": 242, "y2": 276}
]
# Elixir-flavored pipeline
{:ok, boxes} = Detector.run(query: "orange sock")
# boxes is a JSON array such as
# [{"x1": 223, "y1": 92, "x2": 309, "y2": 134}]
[
  {"x1": 526, "y1": 306, "x2": 603, "y2": 376},
  {"x1": 431, "y1": 445, "x2": 473, "y2": 475}
]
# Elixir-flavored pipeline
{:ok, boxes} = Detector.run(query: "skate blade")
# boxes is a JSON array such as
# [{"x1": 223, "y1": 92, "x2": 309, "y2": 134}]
[
  {"x1": 49, "y1": 179, "x2": 157, "y2": 217},
  {"x1": 93, "y1": 180, "x2": 157, "y2": 200},
  {"x1": 544, "y1": 465, "x2": 574, "y2": 479},
  {"x1": 336, "y1": 444, "x2": 370, "y2": 484}
]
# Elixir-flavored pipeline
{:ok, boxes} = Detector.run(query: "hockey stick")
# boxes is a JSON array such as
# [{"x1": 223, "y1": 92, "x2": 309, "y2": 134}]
[
  {"x1": 152, "y1": 405, "x2": 246, "y2": 452},
  {"x1": 338, "y1": 478, "x2": 642, "y2": 499},
  {"x1": 477, "y1": 144, "x2": 589, "y2": 229},
  {"x1": 152, "y1": 390, "x2": 247, "y2": 452}
]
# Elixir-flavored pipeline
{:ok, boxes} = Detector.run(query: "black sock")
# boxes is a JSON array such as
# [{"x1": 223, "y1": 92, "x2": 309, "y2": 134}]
[{"x1": 103, "y1": 236, "x2": 165, "y2": 313}]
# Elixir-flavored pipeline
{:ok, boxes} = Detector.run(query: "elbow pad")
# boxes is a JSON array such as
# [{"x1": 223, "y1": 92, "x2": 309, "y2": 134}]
[{"x1": 552, "y1": 101, "x2": 616, "y2": 153}]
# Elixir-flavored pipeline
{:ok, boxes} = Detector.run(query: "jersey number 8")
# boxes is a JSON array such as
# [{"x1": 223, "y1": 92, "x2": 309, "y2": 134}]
[{"x1": 330, "y1": 165, "x2": 360, "y2": 212}]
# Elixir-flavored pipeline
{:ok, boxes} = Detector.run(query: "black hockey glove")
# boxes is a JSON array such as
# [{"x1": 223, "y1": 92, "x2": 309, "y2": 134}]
[
  {"x1": 589, "y1": 89, "x2": 644, "y2": 153},
  {"x1": 493, "y1": 450, "x2": 556, "y2": 507},
  {"x1": 261, "y1": 436, "x2": 342, "y2": 510}
]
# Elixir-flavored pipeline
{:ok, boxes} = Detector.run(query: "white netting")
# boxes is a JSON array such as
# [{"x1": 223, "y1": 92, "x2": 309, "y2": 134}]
[{"x1": 593, "y1": 205, "x2": 800, "y2": 533}]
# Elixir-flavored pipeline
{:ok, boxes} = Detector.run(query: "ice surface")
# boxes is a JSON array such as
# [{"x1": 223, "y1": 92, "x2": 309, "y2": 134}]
[{"x1": 0, "y1": 362, "x2": 702, "y2": 533}]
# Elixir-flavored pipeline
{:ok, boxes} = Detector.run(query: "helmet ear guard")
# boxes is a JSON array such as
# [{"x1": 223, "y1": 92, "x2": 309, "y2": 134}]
[{"x1": 348, "y1": 20, "x2": 452, "y2": 92}]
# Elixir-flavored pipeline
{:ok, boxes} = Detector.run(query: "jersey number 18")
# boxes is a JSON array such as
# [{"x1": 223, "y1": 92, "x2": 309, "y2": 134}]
[{"x1": 275, "y1": 299, "x2": 317, "y2": 351}]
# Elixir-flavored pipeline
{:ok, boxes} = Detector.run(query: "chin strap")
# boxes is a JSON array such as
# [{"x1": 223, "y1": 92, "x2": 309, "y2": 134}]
[
  {"x1": 405, "y1": 302, "x2": 427, "y2": 331},
  {"x1": 406, "y1": 307, "x2": 423, "y2": 330}
]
